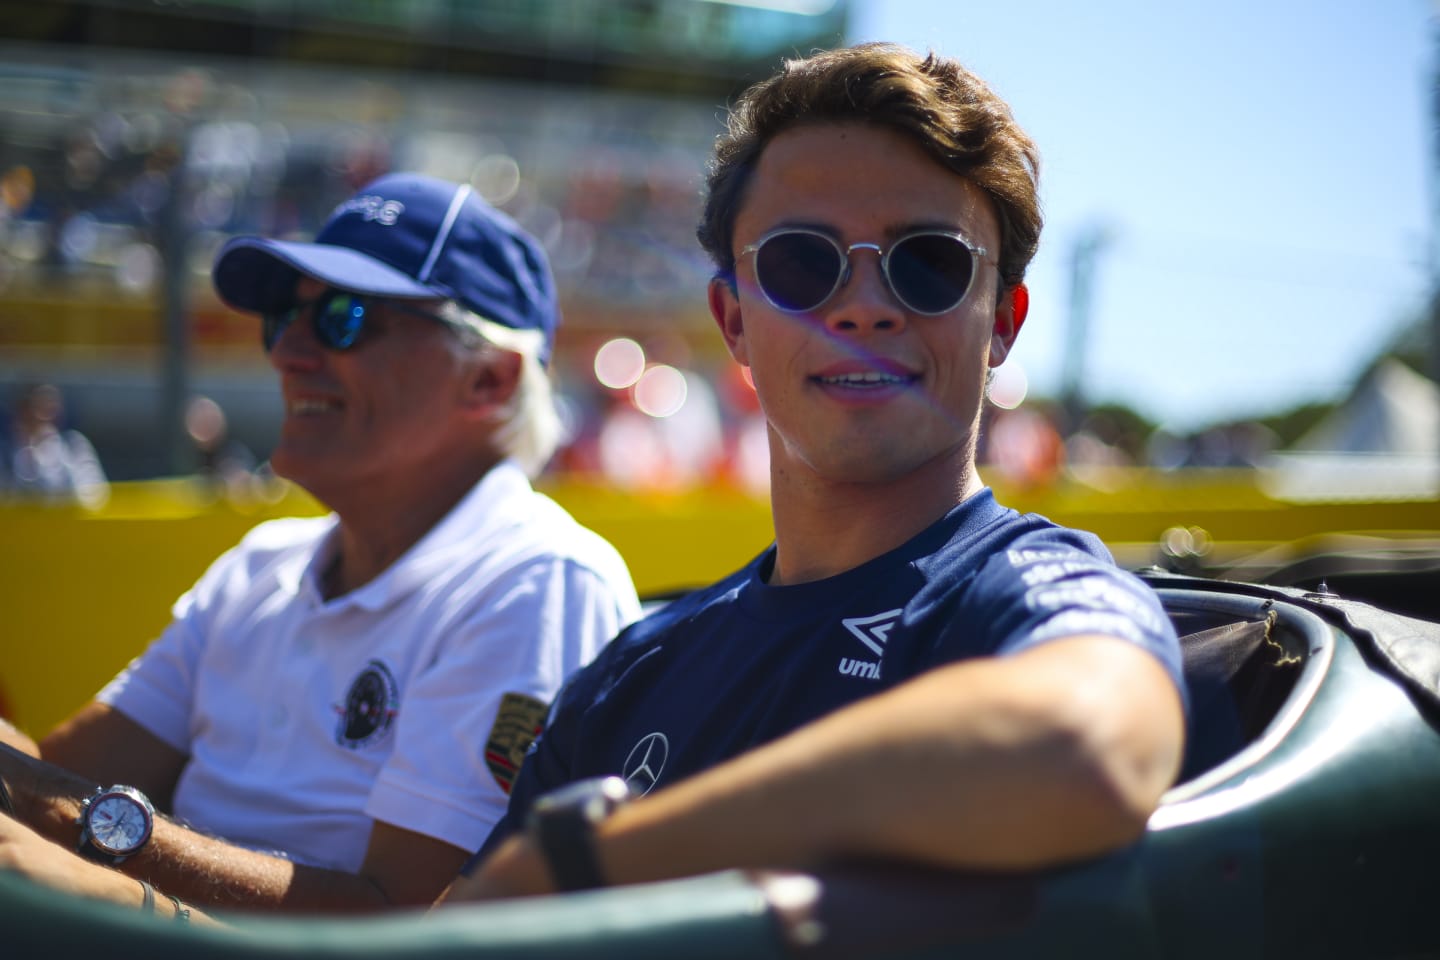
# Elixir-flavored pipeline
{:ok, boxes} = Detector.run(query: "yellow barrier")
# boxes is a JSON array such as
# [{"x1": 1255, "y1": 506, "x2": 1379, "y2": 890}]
[
  {"x1": 0, "y1": 479, "x2": 775, "y2": 737},
  {"x1": 4, "y1": 471, "x2": 1439, "y2": 737}
]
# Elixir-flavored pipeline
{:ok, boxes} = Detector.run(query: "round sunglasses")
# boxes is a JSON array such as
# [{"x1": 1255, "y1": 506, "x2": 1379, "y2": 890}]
[
  {"x1": 262, "y1": 289, "x2": 454, "y2": 352},
  {"x1": 738, "y1": 228, "x2": 995, "y2": 316}
]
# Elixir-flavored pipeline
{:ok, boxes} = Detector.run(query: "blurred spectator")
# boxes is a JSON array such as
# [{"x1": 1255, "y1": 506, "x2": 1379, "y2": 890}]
[
  {"x1": 592, "y1": 369, "x2": 724, "y2": 492},
  {"x1": 183, "y1": 394, "x2": 261, "y2": 498},
  {"x1": 650, "y1": 368, "x2": 724, "y2": 487},
  {"x1": 595, "y1": 393, "x2": 670, "y2": 489},
  {"x1": 1, "y1": 383, "x2": 108, "y2": 507}
]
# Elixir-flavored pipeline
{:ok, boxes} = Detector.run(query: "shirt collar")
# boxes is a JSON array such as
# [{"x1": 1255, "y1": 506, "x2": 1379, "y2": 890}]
[{"x1": 305, "y1": 459, "x2": 532, "y2": 613}]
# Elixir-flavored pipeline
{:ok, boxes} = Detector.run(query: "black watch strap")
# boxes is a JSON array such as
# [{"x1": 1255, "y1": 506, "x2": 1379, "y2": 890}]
[
  {"x1": 532, "y1": 806, "x2": 606, "y2": 891},
  {"x1": 527, "y1": 776, "x2": 633, "y2": 892}
]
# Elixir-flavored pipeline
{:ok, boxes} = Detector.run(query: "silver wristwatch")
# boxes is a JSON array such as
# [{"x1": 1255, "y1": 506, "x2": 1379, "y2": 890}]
[{"x1": 76, "y1": 784, "x2": 155, "y2": 865}]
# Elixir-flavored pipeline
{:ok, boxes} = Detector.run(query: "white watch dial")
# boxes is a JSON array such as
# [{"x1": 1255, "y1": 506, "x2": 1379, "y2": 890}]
[{"x1": 88, "y1": 793, "x2": 151, "y2": 854}]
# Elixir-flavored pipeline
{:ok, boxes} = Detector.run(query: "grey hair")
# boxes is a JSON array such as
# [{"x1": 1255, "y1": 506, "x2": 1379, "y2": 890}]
[{"x1": 438, "y1": 302, "x2": 562, "y2": 478}]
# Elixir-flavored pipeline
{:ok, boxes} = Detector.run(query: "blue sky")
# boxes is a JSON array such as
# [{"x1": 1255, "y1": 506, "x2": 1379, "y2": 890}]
[{"x1": 845, "y1": 0, "x2": 1434, "y2": 431}]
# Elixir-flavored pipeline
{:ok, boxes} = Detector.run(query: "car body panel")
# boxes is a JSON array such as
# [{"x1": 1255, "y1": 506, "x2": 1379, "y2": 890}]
[{"x1": 3, "y1": 578, "x2": 1438, "y2": 958}]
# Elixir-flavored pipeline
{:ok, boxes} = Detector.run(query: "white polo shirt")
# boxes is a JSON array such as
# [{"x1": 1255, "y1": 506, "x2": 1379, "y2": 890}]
[{"x1": 98, "y1": 460, "x2": 641, "y2": 871}]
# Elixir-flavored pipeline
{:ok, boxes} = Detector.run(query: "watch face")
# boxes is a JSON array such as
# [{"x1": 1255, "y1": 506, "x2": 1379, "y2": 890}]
[{"x1": 87, "y1": 792, "x2": 153, "y2": 855}]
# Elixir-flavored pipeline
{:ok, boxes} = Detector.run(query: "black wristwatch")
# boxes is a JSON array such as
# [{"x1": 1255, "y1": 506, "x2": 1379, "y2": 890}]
[
  {"x1": 76, "y1": 784, "x2": 155, "y2": 865},
  {"x1": 526, "y1": 776, "x2": 633, "y2": 892}
]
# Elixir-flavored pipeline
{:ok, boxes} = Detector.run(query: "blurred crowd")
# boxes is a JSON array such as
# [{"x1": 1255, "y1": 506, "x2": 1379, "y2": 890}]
[
  {"x1": 0, "y1": 62, "x2": 715, "y2": 319},
  {"x1": 0, "y1": 59, "x2": 1288, "y2": 507},
  {"x1": 979, "y1": 402, "x2": 1278, "y2": 493},
  {"x1": 1, "y1": 367, "x2": 1287, "y2": 509},
  {"x1": 0, "y1": 383, "x2": 272, "y2": 507}
]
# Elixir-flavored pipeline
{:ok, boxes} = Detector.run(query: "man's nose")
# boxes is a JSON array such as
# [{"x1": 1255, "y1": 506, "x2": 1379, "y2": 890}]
[{"x1": 822, "y1": 248, "x2": 905, "y2": 334}]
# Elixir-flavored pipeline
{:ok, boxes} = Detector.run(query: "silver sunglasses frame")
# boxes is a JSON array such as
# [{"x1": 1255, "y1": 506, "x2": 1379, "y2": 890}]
[{"x1": 738, "y1": 227, "x2": 993, "y2": 316}]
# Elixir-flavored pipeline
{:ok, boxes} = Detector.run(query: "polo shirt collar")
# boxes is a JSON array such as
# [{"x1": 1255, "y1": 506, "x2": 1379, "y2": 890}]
[{"x1": 302, "y1": 459, "x2": 532, "y2": 612}]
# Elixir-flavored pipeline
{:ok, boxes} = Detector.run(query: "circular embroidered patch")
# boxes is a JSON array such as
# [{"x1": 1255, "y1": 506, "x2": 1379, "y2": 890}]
[{"x1": 335, "y1": 659, "x2": 399, "y2": 749}]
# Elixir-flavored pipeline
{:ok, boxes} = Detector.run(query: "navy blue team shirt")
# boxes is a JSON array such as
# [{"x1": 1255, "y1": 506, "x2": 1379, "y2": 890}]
[{"x1": 471, "y1": 489, "x2": 1185, "y2": 861}]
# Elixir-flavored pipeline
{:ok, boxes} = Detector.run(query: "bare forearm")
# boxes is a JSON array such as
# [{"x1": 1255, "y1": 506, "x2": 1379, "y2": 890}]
[
  {"x1": 51, "y1": 857, "x2": 224, "y2": 927},
  {"x1": 0, "y1": 747, "x2": 391, "y2": 913},
  {"x1": 0, "y1": 743, "x2": 95, "y2": 839},
  {"x1": 603, "y1": 653, "x2": 1164, "y2": 881},
  {"x1": 0, "y1": 814, "x2": 222, "y2": 925},
  {"x1": 653, "y1": 638, "x2": 1179, "y2": 872},
  {"x1": 0, "y1": 718, "x2": 40, "y2": 758},
  {"x1": 451, "y1": 637, "x2": 1183, "y2": 901},
  {"x1": 40, "y1": 702, "x2": 185, "y2": 808},
  {"x1": 128, "y1": 817, "x2": 391, "y2": 914}
]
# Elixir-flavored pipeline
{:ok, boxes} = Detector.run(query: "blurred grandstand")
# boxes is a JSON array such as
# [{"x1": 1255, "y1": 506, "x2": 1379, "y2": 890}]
[{"x1": 0, "y1": 0, "x2": 849, "y2": 481}]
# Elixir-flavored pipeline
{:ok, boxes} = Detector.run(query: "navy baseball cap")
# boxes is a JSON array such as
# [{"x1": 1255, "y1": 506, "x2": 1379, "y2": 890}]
[{"x1": 212, "y1": 173, "x2": 558, "y2": 365}]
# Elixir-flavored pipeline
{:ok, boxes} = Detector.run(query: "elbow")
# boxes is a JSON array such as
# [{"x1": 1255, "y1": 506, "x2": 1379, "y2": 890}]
[
  {"x1": 1071, "y1": 755, "x2": 1166, "y2": 852},
  {"x1": 1050, "y1": 639, "x2": 1187, "y2": 856},
  {"x1": 1053, "y1": 706, "x2": 1185, "y2": 859}
]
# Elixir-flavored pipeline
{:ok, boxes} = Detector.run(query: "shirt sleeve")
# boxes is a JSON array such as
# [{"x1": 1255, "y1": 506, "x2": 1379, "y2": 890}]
[
  {"x1": 960, "y1": 529, "x2": 1189, "y2": 713},
  {"x1": 458, "y1": 667, "x2": 584, "y2": 871},
  {"x1": 95, "y1": 547, "x2": 241, "y2": 753},
  {"x1": 366, "y1": 558, "x2": 633, "y2": 854}
]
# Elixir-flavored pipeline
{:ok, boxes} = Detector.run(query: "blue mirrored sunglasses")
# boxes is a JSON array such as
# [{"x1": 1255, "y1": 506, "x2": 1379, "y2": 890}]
[{"x1": 262, "y1": 289, "x2": 454, "y2": 352}]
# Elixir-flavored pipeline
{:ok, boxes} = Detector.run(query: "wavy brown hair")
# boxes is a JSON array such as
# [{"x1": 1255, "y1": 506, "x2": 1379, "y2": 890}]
[{"x1": 698, "y1": 42, "x2": 1041, "y2": 289}]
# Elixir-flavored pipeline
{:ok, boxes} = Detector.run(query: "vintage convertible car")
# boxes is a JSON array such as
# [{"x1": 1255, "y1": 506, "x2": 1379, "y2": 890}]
[{"x1": 3, "y1": 555, "x2": 1439, "y2": 959}]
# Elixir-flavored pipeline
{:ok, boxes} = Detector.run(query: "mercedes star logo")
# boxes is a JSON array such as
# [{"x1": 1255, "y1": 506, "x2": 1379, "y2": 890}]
[{"x1": 622, "y1": 732, "x2": 669, "y2": 796}]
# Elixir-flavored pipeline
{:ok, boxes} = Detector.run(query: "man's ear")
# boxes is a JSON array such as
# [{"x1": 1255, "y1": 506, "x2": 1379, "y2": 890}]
[
  {"x1": 988, "y1": 282, "x2": 1029, "y2": 368},
  {"x1": 709, "y1": 276, "x2": 750, "y2": 367},
  {"x1": 460, "y1": 348, "x2": 523, "y2": 417}
]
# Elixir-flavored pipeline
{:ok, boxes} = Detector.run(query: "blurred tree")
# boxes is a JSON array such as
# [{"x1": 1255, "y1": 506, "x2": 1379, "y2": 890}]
[
  {"x1": 1257, "y1": 402, "x2": 1334, "y2": 451},
  {"x1": 1080, "y1": 402, "x2": 1156, "y2": 463}
]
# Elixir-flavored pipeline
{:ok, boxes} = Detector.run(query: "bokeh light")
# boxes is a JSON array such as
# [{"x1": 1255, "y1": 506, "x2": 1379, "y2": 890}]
[
  {"x1": 473, "y1": 154, "x2": 521, "y2": 205},
  {"x1": 594, "y1": 337, "x2": 646, "y2": 389},
  {"x1": 988, "y1": 361, "x2": 1029, "y2": 410},
  {"x1": 115, "y1": 243, "x2": 161, "y2": 293},
  {"x1": 632, "y1": 364, "x2": 688, "y2": 418},
  {"x1": 0, "y1": 165, "x2": 35, "y2": 213}
]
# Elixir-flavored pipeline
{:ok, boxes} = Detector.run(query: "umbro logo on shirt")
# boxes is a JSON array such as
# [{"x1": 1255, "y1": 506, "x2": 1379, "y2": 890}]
[{"x1": 837, "y1": 608, "x2": 902, "y2": 681}]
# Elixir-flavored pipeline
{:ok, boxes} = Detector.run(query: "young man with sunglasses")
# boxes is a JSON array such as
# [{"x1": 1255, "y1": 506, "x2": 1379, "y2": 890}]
[
  {"x1": 445, "y1": 44, "x2": 1187, "y2": 901},
  {"x1": 0, "y1": 173, "x2": 641, "y2": 915}
]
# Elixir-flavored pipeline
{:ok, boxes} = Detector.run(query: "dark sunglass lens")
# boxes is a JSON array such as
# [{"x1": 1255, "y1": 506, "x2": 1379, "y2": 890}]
[
  {"x1": 889, "y1": 234, "x2": 974, "y2": 313},
  {"x1": 262, "y1": 309, "x2": 293, "y2": 352},
  {"x1": 316, "y1": 294, "x2": 366, "y2": 350},
  {"x1": 755, "y1": 233, "x2": 843, "y2": 312}
]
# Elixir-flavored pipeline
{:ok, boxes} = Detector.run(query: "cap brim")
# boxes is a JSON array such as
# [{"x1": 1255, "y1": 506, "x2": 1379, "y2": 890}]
[{"x1": 212, "y1": 237, "x2": 440, "y2": 315}]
